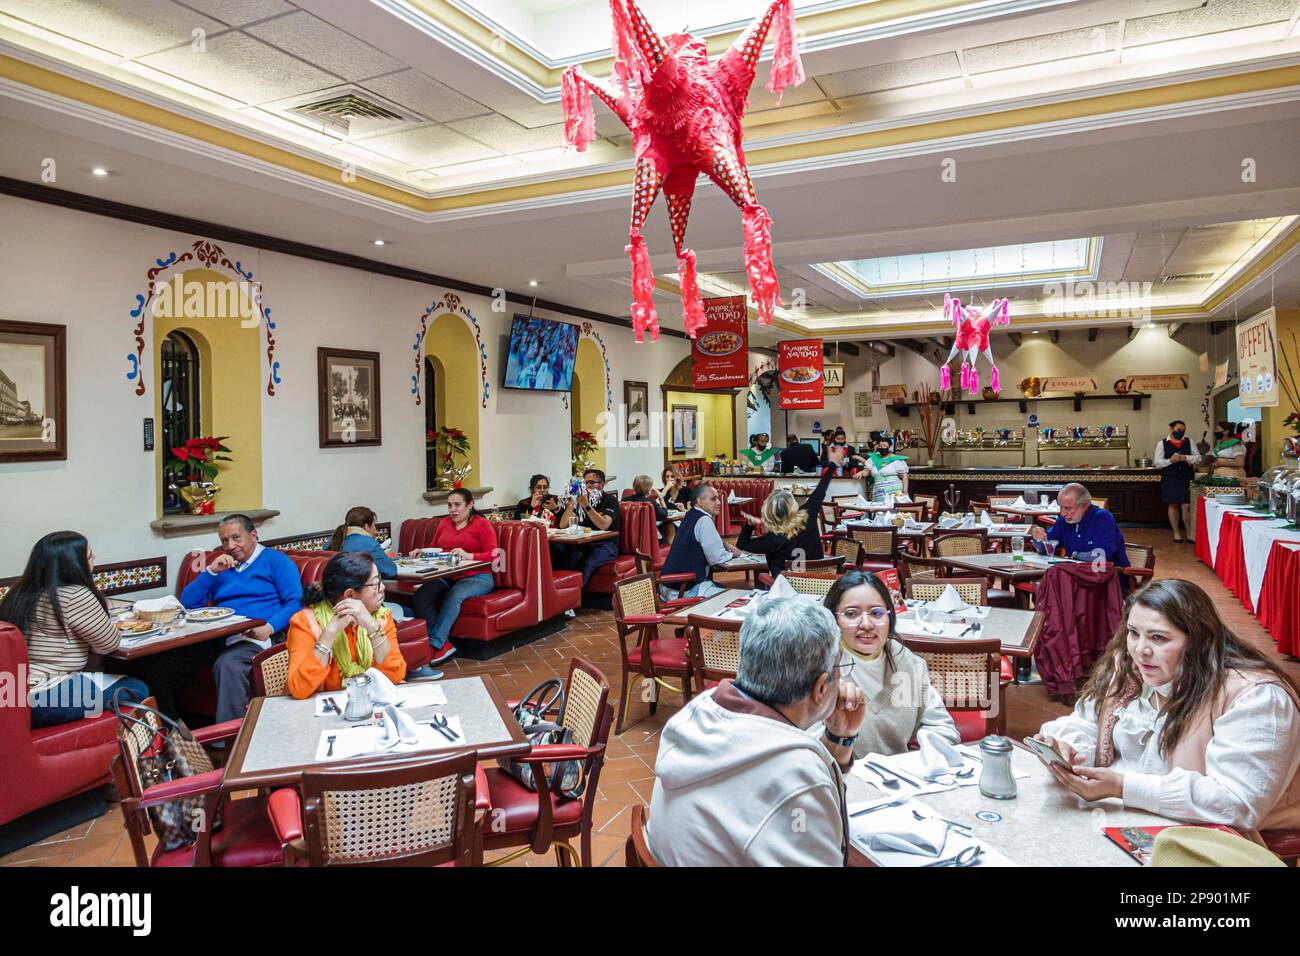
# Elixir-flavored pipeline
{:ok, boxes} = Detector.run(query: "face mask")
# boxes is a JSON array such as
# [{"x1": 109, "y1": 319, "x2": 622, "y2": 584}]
[
  {"x1": 877, "y1": 445, "x2": 891, "y2": 454},
  {"x1": 1172, "y1": 430, "x2": 1185, "y2": 440}
]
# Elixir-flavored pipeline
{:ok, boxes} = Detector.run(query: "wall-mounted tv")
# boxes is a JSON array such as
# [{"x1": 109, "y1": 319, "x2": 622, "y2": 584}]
[{"x1": 503, "y1": 315, "x2": 580, "y2": 392}]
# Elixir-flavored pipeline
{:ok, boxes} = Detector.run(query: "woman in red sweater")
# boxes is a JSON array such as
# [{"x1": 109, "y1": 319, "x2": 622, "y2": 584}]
[{"x1": 408, "y1": 489, "x2": 497, "y2": 668}]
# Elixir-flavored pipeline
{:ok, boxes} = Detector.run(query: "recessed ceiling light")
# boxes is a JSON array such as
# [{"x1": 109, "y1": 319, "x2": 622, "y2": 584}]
[
  {"x1": 373, "y1": 239, "x2": 385, "y2": 246},
  {"x1": 529, "y1": 280, "x2": 539, "y2": 287},
  {"x1": 1032, "y1": 330, "x2": 1040, "y2": 334},
  {"x1": 91, "y1": 167, "x2": 108, "y2": 176}
]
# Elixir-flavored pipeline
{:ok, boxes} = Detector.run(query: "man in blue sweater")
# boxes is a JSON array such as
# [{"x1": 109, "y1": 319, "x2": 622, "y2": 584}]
[
  {"x1": 131, "y1": 515, "x2": 302, "y2": 722},
  {"x1": 1030, "y1": 483, "x2": 1131, "y2": 590}
]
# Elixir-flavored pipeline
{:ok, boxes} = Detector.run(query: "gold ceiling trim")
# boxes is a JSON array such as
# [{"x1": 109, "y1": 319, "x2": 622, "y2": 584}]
[{"x1": 4, "y1": 53, "x2": 1300, "y2": 213}]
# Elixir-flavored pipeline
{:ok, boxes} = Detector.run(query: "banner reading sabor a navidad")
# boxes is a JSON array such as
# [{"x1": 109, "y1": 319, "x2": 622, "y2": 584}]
[
  {"x1": 1237, "y1": 307, "x2": 1279, "y2": 408},
  {"x1": 778, "y1": 339, "x2": 824, "y2": 409},
  {"x1": 691, "y1": 296, "x2": 748, "y2": 389}
]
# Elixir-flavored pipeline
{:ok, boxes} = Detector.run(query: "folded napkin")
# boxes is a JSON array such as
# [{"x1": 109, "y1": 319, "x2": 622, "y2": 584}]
[
  {"x1": 1011, "y1": 496, "x2": 1027, "y2": 508},
  {"x1": 894, "y1": 494, "x2": 912, "y2": 504},
  {"x1": 929, "y1": 585, "x2": 967, "y2": 613},
  {"x1": 728, "y1": 491, "x2": 739, "y2": 502},
  {"x1": 366, "y1": 667, "x2": 400, "y2": 706},
  {"x1": 978, "y1": 510, "x2": 994, "y2": 527},
  {"x1": 937, "y1": 516, "x2": 960, "y2": 529},
  {"x1": 918, "y1": 728, "x2": 966, "y2": 776},
  {"x1": 959, "y1": 515, "x2": 976, "y2": 529},
  {"x1": 377, "y1": 703, "x2": 421, "y2": 748},
  {"x1": 861, "y1": 812, "x2": 947, "y2": 857},
  {"x1": 380, "y1": 538, "x2": 392, "y2": 551},
  {"x1": 1046, "y1": 500, "x2": 1060, "y2": 512},
  {"x1": 134, "y1": 595, "x2": 185, "y2": 613},
  {"x1": 850, "y1": 494, "x2": 875, "y2": 510},
  {"x1": 766, "y1": 576, "x2": 823, "y2": 603}
]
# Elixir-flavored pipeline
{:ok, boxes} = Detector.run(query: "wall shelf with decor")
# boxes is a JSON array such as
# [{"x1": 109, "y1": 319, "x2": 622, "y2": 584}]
[
  {"x1": 150, "y1": 508, "x2": 281, "y2": 538},
  {"x1": 423, "y1": 486, "x2": 494, "y2": 505},
  {"x1": 885, "y1": 393, "x2": 1150, "y2": 417}
]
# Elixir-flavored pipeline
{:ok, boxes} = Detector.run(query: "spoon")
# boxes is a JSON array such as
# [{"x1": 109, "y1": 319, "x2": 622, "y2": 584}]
[
  {"x1": 922, "y1": 845, "x2": 982, "y2": 867},
  {"x1": 864, "y1": 761, "x2": 903, "y2": 790}
]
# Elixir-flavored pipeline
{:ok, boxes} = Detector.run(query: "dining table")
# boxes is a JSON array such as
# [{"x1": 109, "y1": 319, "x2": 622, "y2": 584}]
[
  {"x1": 712, "y1": 552, "x2": 767, "y2": 588},
  {"x1": 895, "y1": 601, "x2": 1043, "y2": 660},
  {"x1": 107, "y1": 609, "x2": 268, "y2": 660},
  {"x1": 546, "y1": 527, "x2": 618, "y2": 545},
  {"x1": 938, "y1": 551, "x2": 1062, "y2": 584},
  {"x1": 390, "y1": 556, "x2": 494, "y2": 582},
  {"x1": 662, "y1": 587, "x2": 754, "y2": 627},
  {"x1": 846, "y1": 740, "x2": 1178, "y2": 867},
  {"x1": 221, "y1": 674, "x2": 529, "y2": 790}
]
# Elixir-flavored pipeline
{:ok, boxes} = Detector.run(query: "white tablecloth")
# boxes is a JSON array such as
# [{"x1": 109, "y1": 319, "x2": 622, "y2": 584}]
[
  {"x1": 1203, "y1": 498, "x2": 1262, "y2": 569},
  {"x1": 1243, "y1": 519, "x2": 1300, "y2": 608}
]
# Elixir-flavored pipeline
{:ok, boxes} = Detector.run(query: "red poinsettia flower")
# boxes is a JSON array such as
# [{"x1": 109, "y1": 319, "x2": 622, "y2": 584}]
[
  {"x1": 427, "y1": 429, "x2": 436, "y2": 442},
  {"x1": 172, "y1": 446, "x2": 190, "y2": 462}
]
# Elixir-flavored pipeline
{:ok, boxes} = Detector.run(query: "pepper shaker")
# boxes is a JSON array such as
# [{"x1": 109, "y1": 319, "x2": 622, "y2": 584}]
[{"x1": 978, "y1": 735, "x2": 1017, "y2": 799}]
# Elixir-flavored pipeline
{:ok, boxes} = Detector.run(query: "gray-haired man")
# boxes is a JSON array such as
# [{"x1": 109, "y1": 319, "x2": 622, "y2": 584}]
[{"x1": 647, "y1": 598, "x2": 865, "y2": 866}]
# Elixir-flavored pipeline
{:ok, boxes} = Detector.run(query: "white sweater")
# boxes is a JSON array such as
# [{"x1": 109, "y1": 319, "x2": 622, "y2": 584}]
[{"x1": 647, "y1": 686, "x2": 846, "y2": 866}]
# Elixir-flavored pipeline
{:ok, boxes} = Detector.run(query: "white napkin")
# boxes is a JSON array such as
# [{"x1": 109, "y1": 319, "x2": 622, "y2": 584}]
[
  {"x1": 937, "y1": 516, "x2": 961, "y2": 529},
  {"x1": 380, "y1": 538, "x2": 392, "y2": 551},
  {"x1": 377, "y1": 703, "x2": 421, "y2": 747},
  {"x1": 882, "y1": 494, "x2": 896, "y2": 508},
  {"x1": 902, "y1": 517, "x2": 923, "y2": 530},
  {"x1": 978, "y1": 510, "x2": 994, "y2": 527},
  {"x1": 930, "y1": 585, "x2": 966, "y2": 613},
  {"x1": 1011, "y1": 496, "x2": 1027, "y2": 508},
  {"x1": 918, "y1": 728, "x2": 965, "y2": 776},
  {"x1": 861, "y1": 811, "x2": 947, "y2": 856},
  {"x1": 894, "y1": 494, "x2": 912, "y2": 504},
  {"x1": 1046, "y1": 500, "x2": 1060, "y2": 512},
  {"x1": 365, "y1": 667, "x2": 400, "y2": 706},
  {"x1": 765, "y1": 576, "x2": 823, "y2": 603},
  {"x1": 728, "y1": 491, "x2": 739, "y2": 502},
  {"x1": 959, "y1": 515, "x2": 976, "y2": 529},
  {"x1": 850, "y1": 494, "x2": 874, "y2": 510},
  {"x1": 134, "y1": 595, "x2": 185, "y2": 613}
]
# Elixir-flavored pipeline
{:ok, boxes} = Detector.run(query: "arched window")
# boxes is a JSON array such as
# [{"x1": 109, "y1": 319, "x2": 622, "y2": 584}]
[
  {"x1": 161, "y1": 330, "x2": 202, "y2": 513},
  {"x1": 424, "y1": 355, "x2": 438, "y2": 490}
]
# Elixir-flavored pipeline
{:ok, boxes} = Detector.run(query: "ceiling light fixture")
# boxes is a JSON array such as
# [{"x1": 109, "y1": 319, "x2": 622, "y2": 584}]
[
  {"x1": 373, "y1": 239, "x2": 385, "y2": 246},
  {"x1": 529, "y1": 280, "x2": 539, "y2": 288},
  {"x1": 91, "y1": 167, "x2": 108, "y2": 176}
]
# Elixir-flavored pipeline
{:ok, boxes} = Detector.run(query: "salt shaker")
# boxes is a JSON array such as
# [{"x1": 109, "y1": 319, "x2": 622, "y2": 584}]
[
  {"x1": 343, "y1": 674, "x2": 372, "y2": 722},
  {"x1": 978, "y1": 735, "x2": 1017, "y2": 799}
]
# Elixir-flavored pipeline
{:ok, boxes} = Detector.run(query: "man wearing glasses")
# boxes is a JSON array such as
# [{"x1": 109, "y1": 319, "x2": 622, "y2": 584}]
[{"x1": 554, "y1": 468, "x2": 623, "y2": 587}]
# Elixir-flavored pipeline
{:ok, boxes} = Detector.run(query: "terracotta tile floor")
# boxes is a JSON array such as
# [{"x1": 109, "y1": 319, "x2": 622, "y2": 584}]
[{"x1": 4, "y1": 526, "x2": 1296, "y2": 868}]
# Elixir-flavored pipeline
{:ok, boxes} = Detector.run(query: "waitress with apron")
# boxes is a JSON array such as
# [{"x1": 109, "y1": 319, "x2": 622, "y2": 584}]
[{"x1": 1154, "y1": 419, "x2": 1200, "y2": 542}]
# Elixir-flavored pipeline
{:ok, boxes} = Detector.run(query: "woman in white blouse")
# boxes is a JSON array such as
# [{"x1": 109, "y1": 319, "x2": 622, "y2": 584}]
[
  {"x1": 814, "y1": 570, "x2": 959, "y2": 757},
  {"x1": 1035, "y1": 579, "x2": 1300, "y2": 836}
]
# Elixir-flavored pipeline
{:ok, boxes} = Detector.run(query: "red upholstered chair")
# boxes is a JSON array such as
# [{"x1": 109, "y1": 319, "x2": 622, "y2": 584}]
[
  {"x1": 850, "y1": 526, "x2": 900, "y2": 573},
  {"x1": 625, "y1": 805, "x2": 660, "y2": 867},
  {"x1": 447, "y1": 521, "x2": 541, "y2": 643},
  {"x1": 1261, "y1": 830, "x2": 1300, "y2": 865},
  {"x1": 757, "y1": 555, "x2": 845, "y2": 589},
  {"x1": 537, "y1": 525, "x2": 583, "y2": 620},
  {"x1": 612, "y1": 573, "x2": 694, "y2": 734},
  {"x1": 111, "y1": 699, "x2": 285, "y2": 867},
  {"x1": 0, "y1": 623, "x2": 122, "y2": 827},
  {"x1": 895, "y1": 635, "x2": 1006, "y2": 739},
  {"x1": 481, "y1": 658, "x2": 613, "y2": 866},
  {"x1": 271, "y1": 751, "x2": 479, "y2": 866},
  {"x1": 585, "y1": 501, "x2": 655, "y2": 595},
  {"x1": 249, "y1": 645, "x2": 289, "y2": 698},
  {"x1": 634, "y1": 549, "x2": 698, "y2": 600}
]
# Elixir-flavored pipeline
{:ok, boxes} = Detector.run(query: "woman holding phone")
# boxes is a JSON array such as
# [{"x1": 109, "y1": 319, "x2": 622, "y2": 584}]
[
  {"x1": 1034, "y1": 579, "x2": 1300, "y2": 836},
  {"x1": 514, "y1": 474, "x2": 560, "y2": 526}
]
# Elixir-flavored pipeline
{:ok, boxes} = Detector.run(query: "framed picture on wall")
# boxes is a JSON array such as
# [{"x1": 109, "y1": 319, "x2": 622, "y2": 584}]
[
  {"x1": 318, "y1": 347, "x2": 382, "y2": 448},
  {"x1": 0, "y1": 319, "x2": 67, "y2": 463},
  {"x1": 624, "y1": 380, "x2": 649, "y2": 441},
  {"x1": 671, "y1": 404, "x2": 699, "y2": 454}
]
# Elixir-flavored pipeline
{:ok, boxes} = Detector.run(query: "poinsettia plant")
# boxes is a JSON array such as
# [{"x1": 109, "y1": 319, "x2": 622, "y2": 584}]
[
  {"x1": 572, "y1": 430, "x2": 599, "y2": 460},
  {"x1": 165, "y1": 436, "x2": 232, "y2": 483},
  {"x1": 428, "y1": 426, "x2": 471, "y2": 471}
]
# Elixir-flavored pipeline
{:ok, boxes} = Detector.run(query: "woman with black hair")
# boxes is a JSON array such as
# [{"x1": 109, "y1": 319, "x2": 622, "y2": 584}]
[
  {"x1": 0, "y1": 531, "x2": 148, "y2": 727},
  {"x1": 812, "y1": 569, "x2": 958, "y2": 756},
  {"x1": 513, "y1": 474, "x2": 560, "y2": 526},
  {"x1": 284, "y1": 551, "x2": 405, "y2": 699},
  {"x1": 1035, "y1": 579, "x2": 1300, "y2": 834},
  {"x1": 861, "y1": 430, "x2": 910, "y2": 501}
]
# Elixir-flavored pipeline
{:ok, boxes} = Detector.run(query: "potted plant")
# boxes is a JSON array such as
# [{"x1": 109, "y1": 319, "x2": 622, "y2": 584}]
[
  {"x1": 164, "y1": 436, "x2": 232, "y2": 515},
  {"x1": 428, "y1": 426, "x2": 472, "y2": 489},
  {"x1": 572, "y1": 429, "x2": 599, "y2": 473}
]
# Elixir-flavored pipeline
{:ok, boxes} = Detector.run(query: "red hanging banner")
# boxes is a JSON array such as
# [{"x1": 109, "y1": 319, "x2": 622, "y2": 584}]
[
  {"x1": 691, "y1": 296, "x2": 749, "y2": 390},
  {"x1": 778, "y1": 339, "x2": 824, "y2": 409}
]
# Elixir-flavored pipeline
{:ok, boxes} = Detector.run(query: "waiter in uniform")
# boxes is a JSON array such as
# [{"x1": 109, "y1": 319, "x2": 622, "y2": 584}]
[{"x1": 1154, "y1": 419, "x2": 1200, "y2": 542}]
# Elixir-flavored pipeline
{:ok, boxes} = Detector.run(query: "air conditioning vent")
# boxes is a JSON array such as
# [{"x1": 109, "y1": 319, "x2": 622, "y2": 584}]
[
  {"x1": 1160, "y1": 272, "x2": 1214, "y2": 282},
  {"x1": 276, "y1": 86, "x2": 421, "y2": 138}
]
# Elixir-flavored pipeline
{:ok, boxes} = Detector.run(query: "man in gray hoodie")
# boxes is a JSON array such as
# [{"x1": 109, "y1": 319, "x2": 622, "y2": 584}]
[{"x1": 647, "y1": 598, "x2": 866, "y2": 866}]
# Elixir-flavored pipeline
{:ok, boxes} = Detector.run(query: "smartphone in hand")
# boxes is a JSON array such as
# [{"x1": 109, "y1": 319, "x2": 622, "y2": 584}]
[{"x1": 1023, "y1": 736, "x2": 1076, "y2": 772}]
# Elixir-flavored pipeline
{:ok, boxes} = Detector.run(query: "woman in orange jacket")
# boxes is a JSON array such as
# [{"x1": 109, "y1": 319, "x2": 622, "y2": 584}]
[{"x1": 285, "y1": 552, "x2": 406, "y2": 699}]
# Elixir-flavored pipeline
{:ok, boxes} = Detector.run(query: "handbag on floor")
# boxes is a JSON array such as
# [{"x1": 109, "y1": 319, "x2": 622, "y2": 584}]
[
  {"x1": 497, "y1": 678, "x2": 587, "y2": 800},
  {"x1": 111, "y1": 700, "x2": 224, "y2": 852}
]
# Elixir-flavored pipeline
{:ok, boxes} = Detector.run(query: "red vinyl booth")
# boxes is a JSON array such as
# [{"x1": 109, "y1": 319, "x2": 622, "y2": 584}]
[
  {"x1": 710, "y1": 477, "x2": 773, "y2": 523},
  {"x1": 395, "y1": 518, "x2": 581, "y2": 642},
  {"x1": 585, "y1": 501, "x2": 660, "y2": 594},
  {"x1": 0, "y1": 623, "x2": 121, "y2": 827}
]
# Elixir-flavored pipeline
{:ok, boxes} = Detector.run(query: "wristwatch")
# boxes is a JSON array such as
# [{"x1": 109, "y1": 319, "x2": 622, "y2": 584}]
[{"x1": 823, "y1": 729, "x2": 858, "y2": 748}]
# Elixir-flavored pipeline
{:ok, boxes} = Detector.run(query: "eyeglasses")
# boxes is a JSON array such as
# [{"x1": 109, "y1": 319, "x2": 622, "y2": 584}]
[
  {"x1": 834, "y1": 659, "x2": 856, "y2": 679},
  {"x1": 361, "y1": 578, "x2": 385, "y2": 592},
  {"x1": 836, "y1": 607, "x2": 889, "y2": 624}
]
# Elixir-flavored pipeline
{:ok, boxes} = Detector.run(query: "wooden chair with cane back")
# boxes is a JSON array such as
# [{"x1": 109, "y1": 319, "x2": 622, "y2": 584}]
[
  {"x1": 612, "y1": 573, "x2": 694, "y2": 734},
  {"x1": 1120, "y1": 542, "x2": 1156, "y2": 588},
  {"x1": 626, "y1": 805, "x2": 660, "y2": 867},
  {"x1": 781, "y1": 572, "x2": 841, "y2": 599},
  {"x1": 634, "y1": 549, "x2": 701, "y2": 601},
  {"x1": 757, "y1": 555, "x2": 844, "y2": 589},
  {"x1": 480, "y1": 657, "x2": 614, "y2": 867},
  {"x1": 931, "y1": 529, "x2": 993, "y2": 558},
  {"x1": 894, "y1": 635, "x2": 1007, "y2": 739},
  {"x1": 987, "y1": 496, "x2": 1019, "y2": 508},
  {"x1": 900, "y1": 554, "x2": 945, "y2": 582},
  {"x1": 250, "y1": 645, "x2": 290, "y2": 698},
  {"x1": 685, "y1": 613, "x2": 742, "y2": 691},
  {"x1": 904, "y1": 576, "x2": 989, "y2": 606},
  {"x1": 279, "y1": 751, "x2": 479, "y2": 866},
  {"x1": 969, "y1": 500, "x2": 990, "y2": 518},
  {"x1": 849, "y1": 526, "x2": 899, "y2": 572},
  {"x1": 912, "y1": 494, "x2": 939, "y2": 522},
  {"x1": 832, "y1": 536, "x2": 863, "y2": 571},
  {"x1": 893, "y1": 503, "x2": 926, "y2": 521}
]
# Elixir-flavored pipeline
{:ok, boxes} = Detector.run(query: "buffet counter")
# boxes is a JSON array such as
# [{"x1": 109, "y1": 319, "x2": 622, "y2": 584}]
[
  {"x1": 907, "y1": 466, "x2": 1164, "y2": 524},
  {"x1": 771, "y1": 473, "x2": 863, "y2": 500}
]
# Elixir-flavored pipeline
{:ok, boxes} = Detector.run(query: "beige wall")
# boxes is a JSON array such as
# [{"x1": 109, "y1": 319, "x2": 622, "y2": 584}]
[{"x1": 1261, "y1": 309, "x2": 1300, "y2": 467}]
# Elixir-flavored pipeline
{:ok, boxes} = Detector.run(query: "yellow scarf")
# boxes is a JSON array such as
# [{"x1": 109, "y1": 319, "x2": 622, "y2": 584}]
[
  {"x1": 841, "y1": 636, "x2": 885, "y2": 662},
  {"x1": 312, "y1": 601, "x2": 390, "y2": 679}
]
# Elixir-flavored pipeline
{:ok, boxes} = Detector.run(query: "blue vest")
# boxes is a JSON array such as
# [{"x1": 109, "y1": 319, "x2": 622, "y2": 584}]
[{"x1": 660, "y1": 508, "x2": 713, "y2": 586}]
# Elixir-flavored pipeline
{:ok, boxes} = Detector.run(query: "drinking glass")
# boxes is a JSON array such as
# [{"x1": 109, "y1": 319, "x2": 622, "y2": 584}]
[
  {"x1": 1045, "y1": 539, "x2": 1058, "y2": 559},
  {"x1": 1011, "y1": 536, "x2": 1025, "y2": 561}
]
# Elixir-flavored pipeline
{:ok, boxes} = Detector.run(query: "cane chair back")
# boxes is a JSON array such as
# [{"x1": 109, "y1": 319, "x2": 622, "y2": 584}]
[
  {"x1": 613, "y1": 573, "x2": 660, "y2": 620},
  {"x1": 970, "y1": 501, "x2": 990, "y2": 518},
  {"x1": 820, "y1": 502, "x2": 840, "y2": 534},
  {"x1": 1125, "y1": 542, "x2": 1156, "y2": 573},
  {"x1": 931, "y1": 530, "x2": 989, "y2": 558},
  {"x1": 905, "y1": 576, "x2": 988, "y2": 606},
  {"x1": 301, "y1": 751, "x2": 478, "y2": 866},
  {"x1": 897, "y1": 635, "x2": 1002, "y2": 737},
  {"x1": 796, "y1": 556, "x2": 845, "y2": 574},
  {"x1": 251, "y1": 645, "x2": 289, "y2": 698},
  {"x1": 850, "y1": 527, "x2": 899, "y2": 563},
  {"x1": 1092, "y1": 497, "x2": 1110, "y2": 511},
  {"x1": 894, "y1": 503, "x2": 926, "y2": 521},
  {"x1": 561, "y1": 660, "x2": 606, "y2": 749},
  {"x1": 781, "y1": 572, "x2": 840, "y2": 598},
  {"x1": 913, "y1": 494, "x2": 939, "y2": 521},
  {"x1": 900, "y1": 556, "x2": 943, "y2": 581},
  {"x1": 833, "y1": 537, "x2": 862, "y2": 569},
  {"x1": 686, "y1": 614, "x2": 742, "y2": 687}
]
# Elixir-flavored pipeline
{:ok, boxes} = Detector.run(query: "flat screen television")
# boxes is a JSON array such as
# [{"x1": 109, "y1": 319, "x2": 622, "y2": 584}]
[{"x1": 503, "y1": 315, "x2": 580, "y2": 392}]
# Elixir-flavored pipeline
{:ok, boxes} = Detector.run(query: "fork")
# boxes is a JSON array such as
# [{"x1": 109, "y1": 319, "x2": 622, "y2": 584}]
[
  {"x1": 849, "y1": 796, "x2": 909, "y2": 817},
  {"x1": 325, "y1": 734, "x2": 337, "y2": 757}
]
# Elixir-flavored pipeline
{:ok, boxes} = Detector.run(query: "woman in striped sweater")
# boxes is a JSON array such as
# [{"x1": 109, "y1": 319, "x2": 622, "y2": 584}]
[{"x1": 0, "y1": 532, "x2": 148, "y2": 727}]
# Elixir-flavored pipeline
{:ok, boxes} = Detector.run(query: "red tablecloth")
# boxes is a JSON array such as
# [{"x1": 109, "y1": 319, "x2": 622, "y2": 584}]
[
  {"x1": 1259, "y1": 543, "x2": 1300, "y2": 657},
  {"x1": 1195, "y1": 496, "x2": 1214, "y2": 566},
  {"x1": 1215, "y1": 511, "x2": 1269, "y2": 612}
]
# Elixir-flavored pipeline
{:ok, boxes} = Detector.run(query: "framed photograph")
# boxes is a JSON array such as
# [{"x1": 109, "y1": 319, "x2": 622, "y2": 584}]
[
  {"x1": 318, "y1": 347, "x2": 381, "y2": 448},
  {"x1": 671, "y1": 404, "x2": 699, "y2": 454},
  {"x1": 624, "y1": 380, "x2": 649, "y2": 442},
  {"x1": 0, "y1": 320, "x2": 66, "y2": 463}
]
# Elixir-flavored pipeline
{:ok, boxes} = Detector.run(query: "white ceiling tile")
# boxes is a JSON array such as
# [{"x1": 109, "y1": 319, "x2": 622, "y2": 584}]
[
  {"x1": 245, "y1": 11, "x2": 404, "y2": 81},
  {"x1": 446, "y1": 114, "x2": 569, "y2": 153},
  {"x1": 964, "y1": 23, "x2": 1119, "y2": 74},
  {"x1": 352, "y1": 124, "x2": 501, "y2": 166},
  {"x1": 138, "y1": 31, "x2": 339, "y2": 104},
  {"x1": 817, "y1": 53, "x2": 962, "y2": 99},
  {"x1": 360, "y1": 70, "x2": 491, "y2": 124},
  {"x1": 1, "y1": 0, "x2": 225, "y2": 58},
  {"x1": 1126, "y1": 0, "x2": 1294, "y2": 47},
  {"x1": 174, "y1": 0, "x2": 293, "y2": 26}
]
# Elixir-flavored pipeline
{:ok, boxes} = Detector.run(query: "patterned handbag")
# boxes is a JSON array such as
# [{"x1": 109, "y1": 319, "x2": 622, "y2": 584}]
[
  {"x1": 497, "y1": 678, "x2": 587, "y2": 800},
  {"x1": 112, "y1": 701, "x2": 224, "y2": 852}
]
